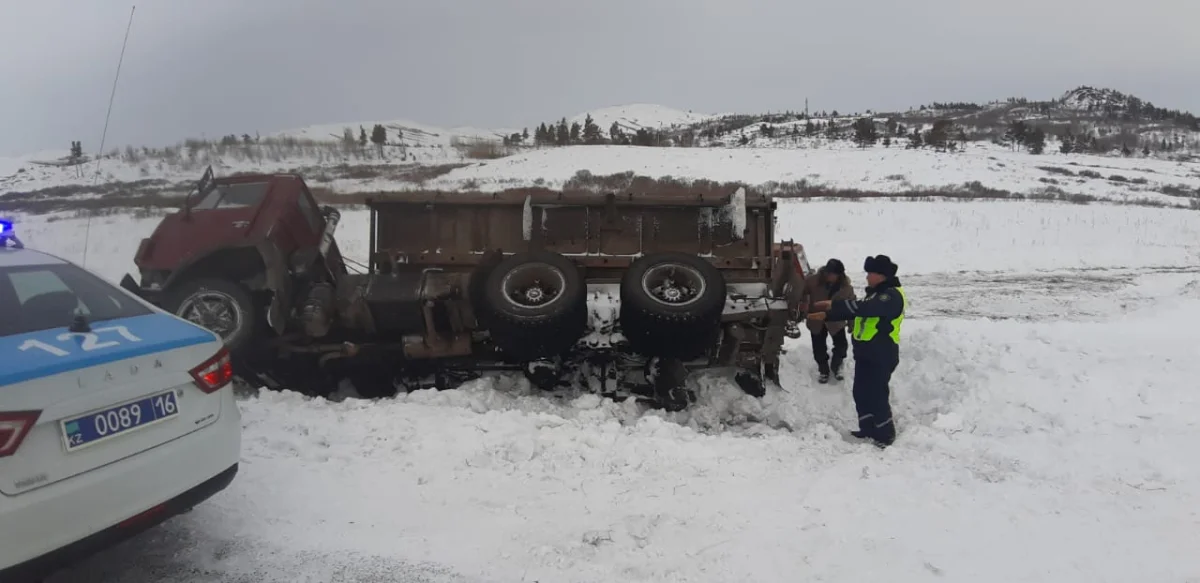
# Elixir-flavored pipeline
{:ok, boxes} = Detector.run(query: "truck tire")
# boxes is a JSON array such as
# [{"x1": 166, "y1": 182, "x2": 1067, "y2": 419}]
[
  {"x1": 620, "y1": 252, "x2": 726, "y2": 360},
  {"x1": 162, "y1": 277, "x2": 260, "y2": 353},
  {"x1": 482, "y1": 251, "x2": 587, "y2": 361}
]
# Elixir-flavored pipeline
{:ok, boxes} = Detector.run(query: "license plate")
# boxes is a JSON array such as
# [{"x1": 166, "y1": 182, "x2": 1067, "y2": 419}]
[{"x1": 61, "y1": 390, "x2": 180, "y2": 452}]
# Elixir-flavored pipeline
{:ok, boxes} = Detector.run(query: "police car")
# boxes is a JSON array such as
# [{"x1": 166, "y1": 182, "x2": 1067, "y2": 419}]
[{"x1": 0, "y1": 219, "x2": 241, "y2": 581}]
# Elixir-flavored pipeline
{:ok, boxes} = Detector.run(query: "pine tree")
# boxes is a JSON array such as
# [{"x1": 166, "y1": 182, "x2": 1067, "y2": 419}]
[
  {"x1": 886, "y1": 118, "x2": 898, "y2": 137},
  {"x1": 853, "y1": 117, "x2": 878, "y2": 147},
  {"x1": 609, "y1": 122, "x2": 623, "y2": 144},
  {"x1": 1006, "y1": 121, "x2": 1028, "y2": 151},
  {"x1": 582, "y1": 115, "x2": 602, "y2": 144},
  {"x1": 1060, "y1": 132, "x2": 1074, "y2": 154},
  {"x1": 370, "y1": 124, "x2": 387, "y2": 157},
  {"x1": 358, "y1": 126, "x2": 367, "y2": 147},
  {"x1": 908, "y1": 128, "x2": 923, "y2": 149},
  {"x1": 1027, "y1": 129, "x2": 1046, "y2": 154},
  {"x1": 825, "y1": 120, "x2": 839, "y2": 139},
  {"x1": 556, "y1": 118, "x2": 569, "y2": 146},
  {"x1": 569, "y1": 121, "x2": 582, "y2": 144},
  {"x1": 926, "y1": 120, "x2": 953, "y2": 151}
]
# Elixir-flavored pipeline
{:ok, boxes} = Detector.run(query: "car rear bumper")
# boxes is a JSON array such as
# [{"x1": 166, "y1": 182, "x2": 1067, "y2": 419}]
[
  {"x1": 0, "y1": 463, "x2": 238, "y2": 582},
  {"x1": 0, "y1": 389, "x2": 240, "y2": 581}
]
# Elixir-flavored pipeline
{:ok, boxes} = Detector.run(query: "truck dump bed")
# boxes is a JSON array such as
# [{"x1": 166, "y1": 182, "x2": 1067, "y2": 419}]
[{"x1": 365, "y1": 188, "x2": 778, "y2": 283}]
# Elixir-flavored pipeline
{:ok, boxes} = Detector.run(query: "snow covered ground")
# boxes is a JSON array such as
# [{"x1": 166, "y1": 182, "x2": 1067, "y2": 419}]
[
  {"x1": 409, "y1": 144, "x2": 1200, "y2": 206},
  {"x1": 12, "y1": 199, "x2": 1198, "y2": 582}
]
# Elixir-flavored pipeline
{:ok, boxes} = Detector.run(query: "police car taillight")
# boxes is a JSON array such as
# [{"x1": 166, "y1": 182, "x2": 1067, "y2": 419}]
[
  {"x1": 189, "y1": 347, "x2": 234, "y2": 393},
  {"x1": 0, "y1": 411, "x2": 41, "y2": 458}
]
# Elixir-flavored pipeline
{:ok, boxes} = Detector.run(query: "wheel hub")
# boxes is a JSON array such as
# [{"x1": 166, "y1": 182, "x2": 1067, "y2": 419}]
[
  {"x1": 178, "y1": 291, "x2": 241, "y2": 338},
  {"x1": 523, "y1": 286, "x2": 547, "y2": 304},
  {"x1": 643, "y1": 264, "x2": 705, "y2": 306},
  {"x1": 501, "y1": 263, "x2": 566, "y2": 310}
]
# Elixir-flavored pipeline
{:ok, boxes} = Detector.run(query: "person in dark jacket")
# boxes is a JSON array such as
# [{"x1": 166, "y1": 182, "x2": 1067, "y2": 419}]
[
  {"x1": 799, "y1": 258, "x2": 855, "y2": 383},
  {"x1": 807, "y1": 254, "x2": 906, "y2": 447}
]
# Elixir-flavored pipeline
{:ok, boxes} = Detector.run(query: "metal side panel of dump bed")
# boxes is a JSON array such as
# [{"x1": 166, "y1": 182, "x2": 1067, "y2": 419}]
[{"x1": 363, "y1": 189, "x2": 778, "y2": 284}]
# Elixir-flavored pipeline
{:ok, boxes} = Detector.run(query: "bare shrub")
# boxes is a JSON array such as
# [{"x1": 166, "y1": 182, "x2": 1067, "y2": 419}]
[
  {"x1": 1038, "y1": 166, "x2": 1075, "y2": 176},
  {"x1": 1160, "y1": 184, "x2": 1200, "y2": 198}
]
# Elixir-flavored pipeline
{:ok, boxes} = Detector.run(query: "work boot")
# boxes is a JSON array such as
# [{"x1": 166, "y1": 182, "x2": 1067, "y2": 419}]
[
  {"x1": 831, "y1": 359, "x2": 844, "y2": 381},
  {"x1": 817, "y1": 361, "x2": 830, "y2": 384},
  {"x1": 818, "y1": 372, "x2": 830, "y2": 384},
  {"x1": 849, "y1": 430, "x2": 891, "y2": 449}
]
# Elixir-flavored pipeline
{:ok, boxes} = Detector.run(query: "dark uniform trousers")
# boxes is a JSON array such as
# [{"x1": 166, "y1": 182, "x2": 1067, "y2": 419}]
[
  {"x1": 811, "y1": 325, "x2": 848, "y2": 374},
  {"x1": 828, "y1": 279, "x2": 906, "y2": 446}
]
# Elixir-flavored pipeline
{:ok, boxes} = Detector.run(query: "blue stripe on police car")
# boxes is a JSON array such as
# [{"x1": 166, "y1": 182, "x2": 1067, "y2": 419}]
[{"x1": 0, "y1": 313, "x2": 218, "y2": 387}]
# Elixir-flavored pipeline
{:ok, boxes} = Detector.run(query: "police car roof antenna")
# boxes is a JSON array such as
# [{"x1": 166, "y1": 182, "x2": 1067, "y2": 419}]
[{"x1": 81, "y1": 4, "x2": 136, "y2": 268}]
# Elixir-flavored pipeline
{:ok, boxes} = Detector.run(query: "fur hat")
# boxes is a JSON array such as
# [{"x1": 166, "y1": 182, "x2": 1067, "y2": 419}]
[
  {"x1": 863, "y1": 255, "x2": 898, "y2": 277},
  {"x1": 823, "y1": 258, "x2": 845, "y2": 275}
]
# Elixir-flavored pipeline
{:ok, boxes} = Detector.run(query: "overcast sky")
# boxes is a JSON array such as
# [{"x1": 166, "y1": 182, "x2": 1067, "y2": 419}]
[{"x1": 1, "y1": 0, "x2": 1197, "y2": 156}]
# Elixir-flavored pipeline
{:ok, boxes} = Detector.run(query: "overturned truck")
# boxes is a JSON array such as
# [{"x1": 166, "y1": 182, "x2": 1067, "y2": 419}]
[{"x1": 122, "y1": 168, "x2": 811, "y2": 410}]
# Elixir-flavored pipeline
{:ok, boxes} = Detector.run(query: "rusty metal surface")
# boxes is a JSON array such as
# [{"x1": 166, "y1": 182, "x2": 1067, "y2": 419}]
[{"x1": 366, "y1": 190, "x2": 777, "y2": 283}]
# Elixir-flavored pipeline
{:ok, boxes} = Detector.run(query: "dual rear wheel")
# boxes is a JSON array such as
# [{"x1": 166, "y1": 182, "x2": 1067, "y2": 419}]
[{"x1": 473, "y1": 250, "x2": 728, "y2": 363}]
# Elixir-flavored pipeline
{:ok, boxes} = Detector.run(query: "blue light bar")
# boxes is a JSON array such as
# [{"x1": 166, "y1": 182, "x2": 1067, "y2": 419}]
[{"x1": 0, "y1": 218, "x2": 19, "y2": 248}]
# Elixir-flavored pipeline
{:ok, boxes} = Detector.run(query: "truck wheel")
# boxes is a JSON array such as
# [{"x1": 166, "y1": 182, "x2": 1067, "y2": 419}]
[
  {"x1": 620, "y1": 252, "x2": 726, "y2": 360},
  {"x1": 483, "y1": 250, "x2": 587, "y2": 361},
  {"x1": 163, "y1": 277, "x2": 259, "y2": 353}
]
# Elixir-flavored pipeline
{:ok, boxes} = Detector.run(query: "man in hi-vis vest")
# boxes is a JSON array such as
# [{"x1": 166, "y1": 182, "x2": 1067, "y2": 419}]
[{"x1": 807, "y1": 255, "x2": 905, "y2": 447}]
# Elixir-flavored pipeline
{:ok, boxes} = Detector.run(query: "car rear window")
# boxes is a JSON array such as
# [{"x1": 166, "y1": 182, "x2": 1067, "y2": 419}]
[{"x1": 0, "y1": 263, "x2": 151, "y2": 337}]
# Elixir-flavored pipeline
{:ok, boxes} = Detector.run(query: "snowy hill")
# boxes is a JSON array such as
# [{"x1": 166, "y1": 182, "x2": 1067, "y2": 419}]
[
  {"x1": 2, "y1": 86, "x2": 1199, "y2": 215},
  {"x1": 568, "y1": 104, "x2": 717, "y2": 133},
  {"x1": 267, "y1": 118, "x2": 520, "y2": 149}
]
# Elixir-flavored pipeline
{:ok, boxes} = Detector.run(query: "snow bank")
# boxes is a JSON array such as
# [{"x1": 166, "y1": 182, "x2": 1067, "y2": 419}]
[{"x1": 191, "y1": 293, "x2": 1200, "y2": 582}]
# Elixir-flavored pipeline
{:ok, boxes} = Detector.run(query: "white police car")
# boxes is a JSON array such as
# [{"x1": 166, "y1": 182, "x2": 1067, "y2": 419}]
[{"x1": 0, "y1": 219, "x2": 241, "y2": 581}]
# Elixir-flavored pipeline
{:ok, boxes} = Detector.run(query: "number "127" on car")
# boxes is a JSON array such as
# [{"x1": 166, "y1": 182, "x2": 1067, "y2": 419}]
[{"x1": 18, "y1": 326, "x2": 142, "y2": 357}]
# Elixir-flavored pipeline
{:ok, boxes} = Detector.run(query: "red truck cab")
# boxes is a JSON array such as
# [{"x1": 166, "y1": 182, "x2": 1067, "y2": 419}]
[{"x1": 123, "y1": 168, "x2": 345, "y2": 351}]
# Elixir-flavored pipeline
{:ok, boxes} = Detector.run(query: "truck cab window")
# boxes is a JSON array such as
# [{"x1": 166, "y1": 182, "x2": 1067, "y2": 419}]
[{"x1": 192, "y1": 182, "x2": 270, "y2": 210}]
